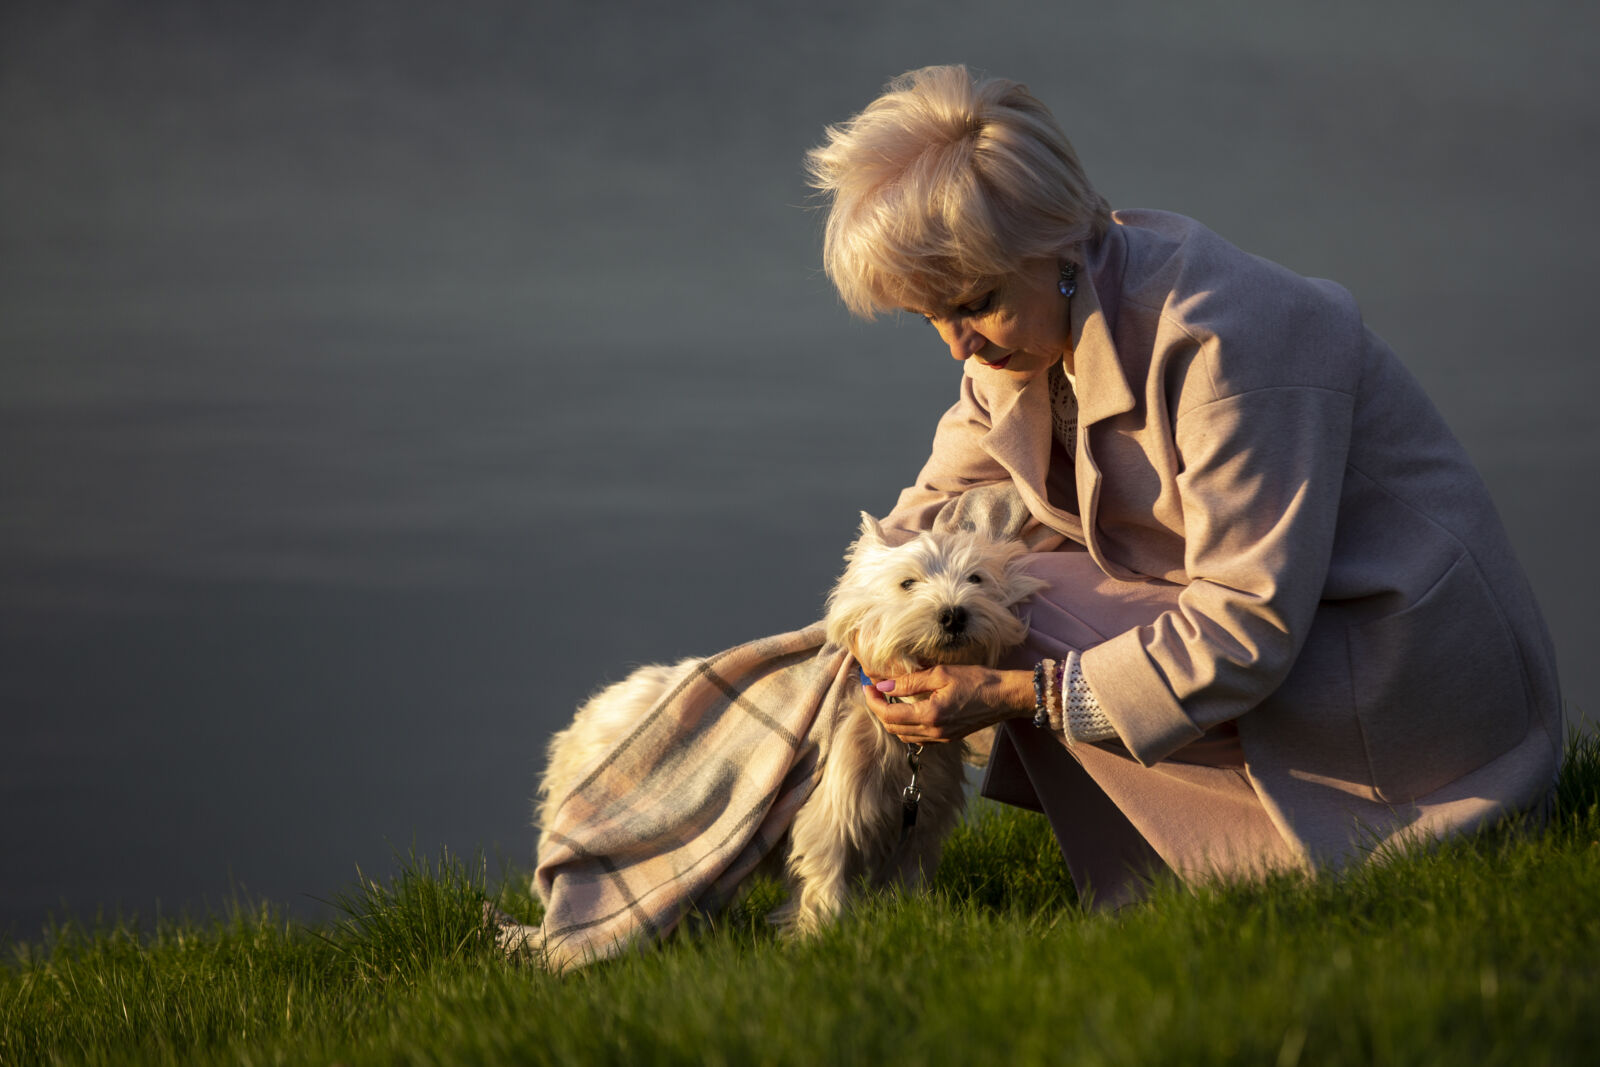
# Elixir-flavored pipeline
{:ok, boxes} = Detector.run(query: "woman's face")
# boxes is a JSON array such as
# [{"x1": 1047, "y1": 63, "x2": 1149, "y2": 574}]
[{"x1": 913, "y1": 258, "x2": 1071, "y2": 380}]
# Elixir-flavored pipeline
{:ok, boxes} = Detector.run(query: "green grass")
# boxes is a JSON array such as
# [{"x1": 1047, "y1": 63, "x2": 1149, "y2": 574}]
[{"x1": 6, "y1": 734, "x2": 1600, "y2": 1066}]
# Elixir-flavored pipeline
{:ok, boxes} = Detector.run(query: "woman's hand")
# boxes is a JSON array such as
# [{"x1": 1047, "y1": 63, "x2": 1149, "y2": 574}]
[{"x1": 861, "y1": 665, "x2": 1035, "y2": 745}]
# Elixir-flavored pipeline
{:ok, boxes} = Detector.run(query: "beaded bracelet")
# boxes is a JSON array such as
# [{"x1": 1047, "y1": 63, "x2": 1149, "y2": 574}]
[
  {"x1": 1047, "y1": 658, "x2": 1064, "y2": 729},
  {"x1": 1032, "y1": 661, "x2": 1048, "y2": 727},
  {"x1": 1033, "y1": 659, "x2": 1068, "y2": 732}
]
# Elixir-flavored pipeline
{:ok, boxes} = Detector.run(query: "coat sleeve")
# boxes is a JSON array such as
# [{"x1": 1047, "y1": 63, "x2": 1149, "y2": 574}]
[{"x1": 1079, "y1": 383, "x2": 1358, "y2": 765}]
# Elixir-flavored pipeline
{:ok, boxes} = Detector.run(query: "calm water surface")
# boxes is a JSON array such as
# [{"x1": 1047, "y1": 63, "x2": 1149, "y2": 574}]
[{"x1": 2, "y1": 0, "x2": 1596, "y2": 938}]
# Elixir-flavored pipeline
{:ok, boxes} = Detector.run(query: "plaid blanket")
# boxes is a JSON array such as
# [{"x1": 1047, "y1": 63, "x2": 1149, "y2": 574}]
[{"x1": 531, "y1": 623, "x2": 857, "y2": 971}]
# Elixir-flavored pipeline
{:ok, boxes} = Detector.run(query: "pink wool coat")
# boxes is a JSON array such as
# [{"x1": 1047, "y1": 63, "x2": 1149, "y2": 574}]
[{"x1": 881, "y1": 210, "x2": 1564, "y2": 873}]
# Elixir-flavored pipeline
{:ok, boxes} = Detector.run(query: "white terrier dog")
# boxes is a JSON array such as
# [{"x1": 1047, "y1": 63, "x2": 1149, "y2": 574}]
[{"x1": 535, "y1": 514, "x2": 1045, "y2": 934}]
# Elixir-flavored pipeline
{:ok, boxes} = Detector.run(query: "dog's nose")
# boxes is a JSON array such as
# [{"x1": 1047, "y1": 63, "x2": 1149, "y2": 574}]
[{"x1": 938, "y1": 606, "x2": 968, "y2": 635}]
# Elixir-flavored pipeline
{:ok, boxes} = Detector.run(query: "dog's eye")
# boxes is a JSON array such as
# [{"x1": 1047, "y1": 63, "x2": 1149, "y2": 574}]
[
  {"x1": 899, "y1": 578, "x2": 918, "y2": 590},
  {"x1": 967, "y1": 573, "x2": 984, "y2": 584}
]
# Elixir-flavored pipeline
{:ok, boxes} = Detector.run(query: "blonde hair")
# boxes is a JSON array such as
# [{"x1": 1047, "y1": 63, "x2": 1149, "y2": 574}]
[{"x1": 806, "y1": 65, "x2": 1111, "y2": 318}]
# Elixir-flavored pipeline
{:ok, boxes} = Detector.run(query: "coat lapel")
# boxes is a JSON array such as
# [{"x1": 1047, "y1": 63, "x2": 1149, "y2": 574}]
[{"x1": 1067, "y1": 255, "x2": 1146, "y2": 580}]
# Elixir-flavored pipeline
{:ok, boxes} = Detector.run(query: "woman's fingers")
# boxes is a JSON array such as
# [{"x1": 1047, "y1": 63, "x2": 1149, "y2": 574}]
[
  {"x1": 862, "y1": 670, "x2": 961, "y2": 742},
  {"x1": 872, "y1": 666, "x2": 945, "y2": 700},
  {"x1": 865, "y1": 663, "x2": 1027, "y2": 742}
]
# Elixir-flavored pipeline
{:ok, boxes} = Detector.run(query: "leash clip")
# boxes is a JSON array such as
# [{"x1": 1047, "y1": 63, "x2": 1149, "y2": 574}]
[{"x1": 899, "y1": 742, "x2": 923, "y2": 840}]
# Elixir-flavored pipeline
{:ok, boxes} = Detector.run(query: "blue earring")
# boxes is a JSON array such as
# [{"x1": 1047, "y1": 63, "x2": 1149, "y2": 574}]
[{"x1": 1058, "y1": 262, "x2": 1077, "y2": 298}]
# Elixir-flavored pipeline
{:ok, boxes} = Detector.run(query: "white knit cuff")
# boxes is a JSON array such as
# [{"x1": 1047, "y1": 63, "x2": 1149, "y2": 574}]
[{"x1": 1061, "y1": 649, "x2": 1117, "y2": 744}]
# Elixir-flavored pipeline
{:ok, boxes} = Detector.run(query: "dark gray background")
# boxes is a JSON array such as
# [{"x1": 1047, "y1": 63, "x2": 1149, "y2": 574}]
[{"x1": 3, "y1": 0, "x2": 1596, "y2": 939}]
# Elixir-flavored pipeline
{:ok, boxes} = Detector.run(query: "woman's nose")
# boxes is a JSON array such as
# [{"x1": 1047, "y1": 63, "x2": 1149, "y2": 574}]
[{"x1": 938, "y1": 319, "x2": 984, "y2": 361}]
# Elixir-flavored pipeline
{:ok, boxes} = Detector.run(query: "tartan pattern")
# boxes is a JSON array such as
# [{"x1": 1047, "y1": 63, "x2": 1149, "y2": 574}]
[{"x1": 532, "y1": 623, "x2": 857, "y2": 970}]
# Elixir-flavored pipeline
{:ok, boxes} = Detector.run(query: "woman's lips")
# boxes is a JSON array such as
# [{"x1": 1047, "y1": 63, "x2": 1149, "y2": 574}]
[{"x1": 981, "y1": 354, "x2": 1012, "y2": 370}]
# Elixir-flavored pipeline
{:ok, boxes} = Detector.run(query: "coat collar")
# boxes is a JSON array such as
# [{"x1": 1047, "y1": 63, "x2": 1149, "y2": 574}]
[{"x1": 1070, "y1": 223, "x2": 1138, "y2": 427}]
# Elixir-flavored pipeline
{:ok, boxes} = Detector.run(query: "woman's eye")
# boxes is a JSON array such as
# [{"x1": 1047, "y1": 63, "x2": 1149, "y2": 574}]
[
  {"x1": 900, "y1": 578, "x2": 918, "y2": 590},
  {"x1": 967, "y1": 573, "x2": 984, "y2": 584},
  {"x1": 960, "y1": 291, "x2": 993, "y2": 315}
]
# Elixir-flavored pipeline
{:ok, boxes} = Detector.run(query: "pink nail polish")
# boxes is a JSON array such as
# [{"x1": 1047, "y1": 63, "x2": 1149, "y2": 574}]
[{"x1": 875, "y1": 680, "x2": 896, "y2": 692}]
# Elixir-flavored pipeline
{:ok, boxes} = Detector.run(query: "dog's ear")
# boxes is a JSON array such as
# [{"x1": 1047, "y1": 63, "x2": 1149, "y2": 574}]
[
  {"x1": 1002, "y1": 547, "x2": 1050, "y2": 606},
  {"x1": 856, "y1": 511, "x2": 887, "y2": 546}
]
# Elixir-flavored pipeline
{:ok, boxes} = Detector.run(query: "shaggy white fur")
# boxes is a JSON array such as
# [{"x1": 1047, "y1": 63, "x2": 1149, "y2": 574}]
[{"x1": 535, "y1": 513, "x2": 1045, "y2": 934}]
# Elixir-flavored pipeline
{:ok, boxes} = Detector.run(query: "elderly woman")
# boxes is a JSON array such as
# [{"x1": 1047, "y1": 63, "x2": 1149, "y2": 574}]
[
  {"x1": 809, "y1": 65, "x2": 1563, "y2": 901},
  {"x1": 530, "y1": 67, "x2": 1566, "y2": 967}
]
